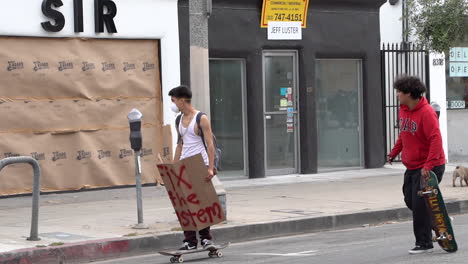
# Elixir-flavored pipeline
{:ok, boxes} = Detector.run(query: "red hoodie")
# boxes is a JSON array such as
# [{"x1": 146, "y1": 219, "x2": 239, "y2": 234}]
[{"x1": 388, "y1": 97, "x2": 445, "y2": 170}]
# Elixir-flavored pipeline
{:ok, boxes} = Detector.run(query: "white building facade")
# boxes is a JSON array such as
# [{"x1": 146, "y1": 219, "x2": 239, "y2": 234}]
[
  {"x1": 379, "y1": 0, "x2": 451, "y2": 162},
  {"x1": 0, "y1": 0, "x2": 180, "y2": 129}
]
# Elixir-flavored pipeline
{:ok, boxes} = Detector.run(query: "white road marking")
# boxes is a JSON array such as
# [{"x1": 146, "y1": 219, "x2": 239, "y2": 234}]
[{"x1": 246, "y1": 250, "x2": 317, "y2": 257}]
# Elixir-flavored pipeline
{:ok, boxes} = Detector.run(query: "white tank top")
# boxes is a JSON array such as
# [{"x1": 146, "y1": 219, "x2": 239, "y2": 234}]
[{"x1": 179, "y1": 112, "x2": 209, "y2": 166}]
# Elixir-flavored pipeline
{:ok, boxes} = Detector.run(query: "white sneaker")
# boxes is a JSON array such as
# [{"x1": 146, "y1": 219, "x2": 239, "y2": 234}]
[
  {"x1": 178, "y1": 242, "x2": 197, "y2": 250},
  {"x1": 201, "y1": 239, "x2": 213, "y2": 249},
  {"x1": 408, "y1": 246, "x2": 433, "y2": 254}
]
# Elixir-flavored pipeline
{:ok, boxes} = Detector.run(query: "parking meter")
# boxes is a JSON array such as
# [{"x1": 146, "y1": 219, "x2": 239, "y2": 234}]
[
  {"x1": 127, "y1": 108, "x2": 148, "y2": 229},
  {"x1": 431, "y1": 101, "x2": 441, "y2": 119},
  {"x1": 127, "y1": 108, "x2": 143, "y2": 151}
]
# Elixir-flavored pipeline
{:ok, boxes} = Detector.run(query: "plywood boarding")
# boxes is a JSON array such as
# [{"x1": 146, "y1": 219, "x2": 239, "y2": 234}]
[{"x1": 0, "y1": 37, "x2": 171, "y2": 195}]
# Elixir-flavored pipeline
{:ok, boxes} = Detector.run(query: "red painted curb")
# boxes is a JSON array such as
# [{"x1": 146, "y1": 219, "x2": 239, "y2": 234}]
[{"x1": 0, "y1": 237, "x2": 131, "y2": 264}]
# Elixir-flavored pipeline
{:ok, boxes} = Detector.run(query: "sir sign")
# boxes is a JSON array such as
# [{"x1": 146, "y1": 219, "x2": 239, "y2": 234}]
[{"x1": 41, "y1": 0, "x2": 117, "y2": 33}]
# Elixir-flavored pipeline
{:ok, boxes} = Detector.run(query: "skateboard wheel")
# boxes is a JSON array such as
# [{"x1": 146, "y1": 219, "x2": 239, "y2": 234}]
[
  {"x1": 217, "y1": 251, "x2": 223, "y2": 257},
  {"x1": 432, "y1": 189, "x2": 438, "y2": 195},
  {"x1": 208, "y1": 252, "x2": 214, "y2": 258},
  {"x1": 417, "y1": 191, "x2": 423, "y2": 197},
  {"x1": 177, "y1": 257, "x2": 184, "y2": 263},
  {"x1": 432, "y1": 236, "x2": 437, "y2": 242},
  {"x1": 170, "y1": 257, "x2": 176, "y2": 263},
  {"x1": 447, "y1": 234, "x2": 453, "y2": 241}
]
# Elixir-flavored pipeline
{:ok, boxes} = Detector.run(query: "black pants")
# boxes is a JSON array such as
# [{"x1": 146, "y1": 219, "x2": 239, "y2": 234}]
[
  {"x1": 402, "y1": 164, "x2": 445, "y2": 247},
  {"x1": 183, "y1": 227, "x2": 212, "y2": 245}
]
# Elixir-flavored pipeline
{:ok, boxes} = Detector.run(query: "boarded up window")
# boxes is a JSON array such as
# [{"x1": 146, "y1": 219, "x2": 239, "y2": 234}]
[{"x1": 0, "y1": 37, "x2": 171, "y2": 195}]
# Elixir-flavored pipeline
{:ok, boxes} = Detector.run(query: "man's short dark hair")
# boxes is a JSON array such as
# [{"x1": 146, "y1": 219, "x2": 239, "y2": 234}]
[
  {"x1": 168, "y1": 85, "x2": 192, "y2": 100},
  {"x1": 393, "y1": 76, "x2": 427, "y2": 100}
]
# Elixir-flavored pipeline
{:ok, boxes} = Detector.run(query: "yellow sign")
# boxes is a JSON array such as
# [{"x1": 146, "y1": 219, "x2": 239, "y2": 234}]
[{"x1": 261, "y1": 0, "x2": 309, "y2": 28}]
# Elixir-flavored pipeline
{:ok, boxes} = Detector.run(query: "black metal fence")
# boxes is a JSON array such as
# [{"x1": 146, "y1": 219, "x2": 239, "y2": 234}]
[{"x1": 381, "y1": 43, "x2": 430, "y2": 161}]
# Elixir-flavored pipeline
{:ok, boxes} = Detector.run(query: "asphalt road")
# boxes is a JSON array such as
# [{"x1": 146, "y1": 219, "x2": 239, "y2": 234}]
[{"x1": 93, "y1": 213, "x2": 468, "y2": 264}]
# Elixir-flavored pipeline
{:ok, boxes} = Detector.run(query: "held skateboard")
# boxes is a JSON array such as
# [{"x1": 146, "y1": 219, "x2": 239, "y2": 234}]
[
  {"x1": 159, "y1": 243, "x2": 230, "y2": 263},
  {"x1": 419, "y1": 171, "x2": 458, "y2": 252}
]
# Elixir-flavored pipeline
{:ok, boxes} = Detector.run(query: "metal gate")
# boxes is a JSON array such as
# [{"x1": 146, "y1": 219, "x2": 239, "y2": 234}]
[{"x1": 381, "y1": 43, "x2": 430, "y2": 161}]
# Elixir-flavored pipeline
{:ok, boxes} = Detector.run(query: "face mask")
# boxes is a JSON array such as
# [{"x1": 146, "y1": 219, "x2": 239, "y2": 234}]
[{"x1": 170, "y1": 102, "x2": 180, "y2": 113}]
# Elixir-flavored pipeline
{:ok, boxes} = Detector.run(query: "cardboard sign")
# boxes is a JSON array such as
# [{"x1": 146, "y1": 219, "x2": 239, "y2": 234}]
[{"x1": 157, "y1": 154, "x2": 225, "y2": 231}]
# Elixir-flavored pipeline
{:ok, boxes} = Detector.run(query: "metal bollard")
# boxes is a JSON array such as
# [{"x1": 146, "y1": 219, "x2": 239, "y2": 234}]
[
  {"x1": 0, "y1": 156, "x2": 41, "y2": 241},
  {"x1": 211, "y1": 176, "x2": 227, "y2": 220}
]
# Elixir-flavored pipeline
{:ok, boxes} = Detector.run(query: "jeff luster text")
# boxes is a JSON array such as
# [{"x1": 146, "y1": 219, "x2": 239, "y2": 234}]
[{"x1": 270, "y1": 26, "x2": 299, "y2": 34}]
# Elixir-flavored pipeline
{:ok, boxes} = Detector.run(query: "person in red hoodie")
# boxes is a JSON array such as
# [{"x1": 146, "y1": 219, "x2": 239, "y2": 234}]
[{"x1": 387, "y1": 76, "x2": 446, "y2": 254}]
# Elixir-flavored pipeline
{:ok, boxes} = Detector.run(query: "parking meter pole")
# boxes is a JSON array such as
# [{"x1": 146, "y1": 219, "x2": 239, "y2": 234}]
[
  {"x1": 128, "y1": 108, "x2": 148, "y2": 229},
  {"x1": 134, "y1": 150, "x2": 147, "y2": 229}
]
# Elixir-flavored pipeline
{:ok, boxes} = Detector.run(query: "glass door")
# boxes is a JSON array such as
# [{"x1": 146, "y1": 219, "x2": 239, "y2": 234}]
[{"x1": 263, "y1": 51, "x2": 299, "y2": 175}]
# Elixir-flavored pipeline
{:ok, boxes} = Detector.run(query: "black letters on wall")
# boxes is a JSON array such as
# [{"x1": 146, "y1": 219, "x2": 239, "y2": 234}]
[
  {"x1": 74, "y1": 0, "x2": 84, "y2": 32},
  {"x1": 41, "y1": 0, "x2": 65, "y2": 32},
  {"x1": 95, "y1": 0, "x2": 118, "y2": 33},
  {"x1": 41, "y1": 0, "x2": 118, "y2": 33}
]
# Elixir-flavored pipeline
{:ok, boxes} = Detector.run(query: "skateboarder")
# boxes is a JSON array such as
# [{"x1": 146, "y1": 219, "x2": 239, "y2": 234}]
[
  {"x1": 169, "y1": 85, "x2": 216, "y2": 250},
  {"x1": 387, "y1": 76, "x2": 446, "y2": 254}
]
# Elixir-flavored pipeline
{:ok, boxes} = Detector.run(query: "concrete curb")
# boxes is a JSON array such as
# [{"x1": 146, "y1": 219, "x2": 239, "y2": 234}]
[{"x1": 2, "y1": 199, "x2": 468, "y2": 264}]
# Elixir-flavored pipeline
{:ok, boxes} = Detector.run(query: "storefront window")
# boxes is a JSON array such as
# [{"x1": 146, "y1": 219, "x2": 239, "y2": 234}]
[
  {"x1": 447, "y1": 45, "x2": 468, "y2": 110},
  {"x1": 209, "y1": 59, "x2": 247, "y2": 177},
  {"x1": 315, "y1": 59, "x2": 364, "y2": 169}
]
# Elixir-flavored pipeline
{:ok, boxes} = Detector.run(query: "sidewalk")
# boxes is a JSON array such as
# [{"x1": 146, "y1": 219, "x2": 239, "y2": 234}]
[{"x1": 1, "y1": 162, "x2": 468, "y2": 263}]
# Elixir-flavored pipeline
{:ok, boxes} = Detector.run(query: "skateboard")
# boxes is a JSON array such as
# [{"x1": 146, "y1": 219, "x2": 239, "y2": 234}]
[
  {"x1": 159, "y1": 243, "x2": 230, "y2": 263},
  {"x1": 419, "y1": 171, "x2": 458, "y2": 252}
]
